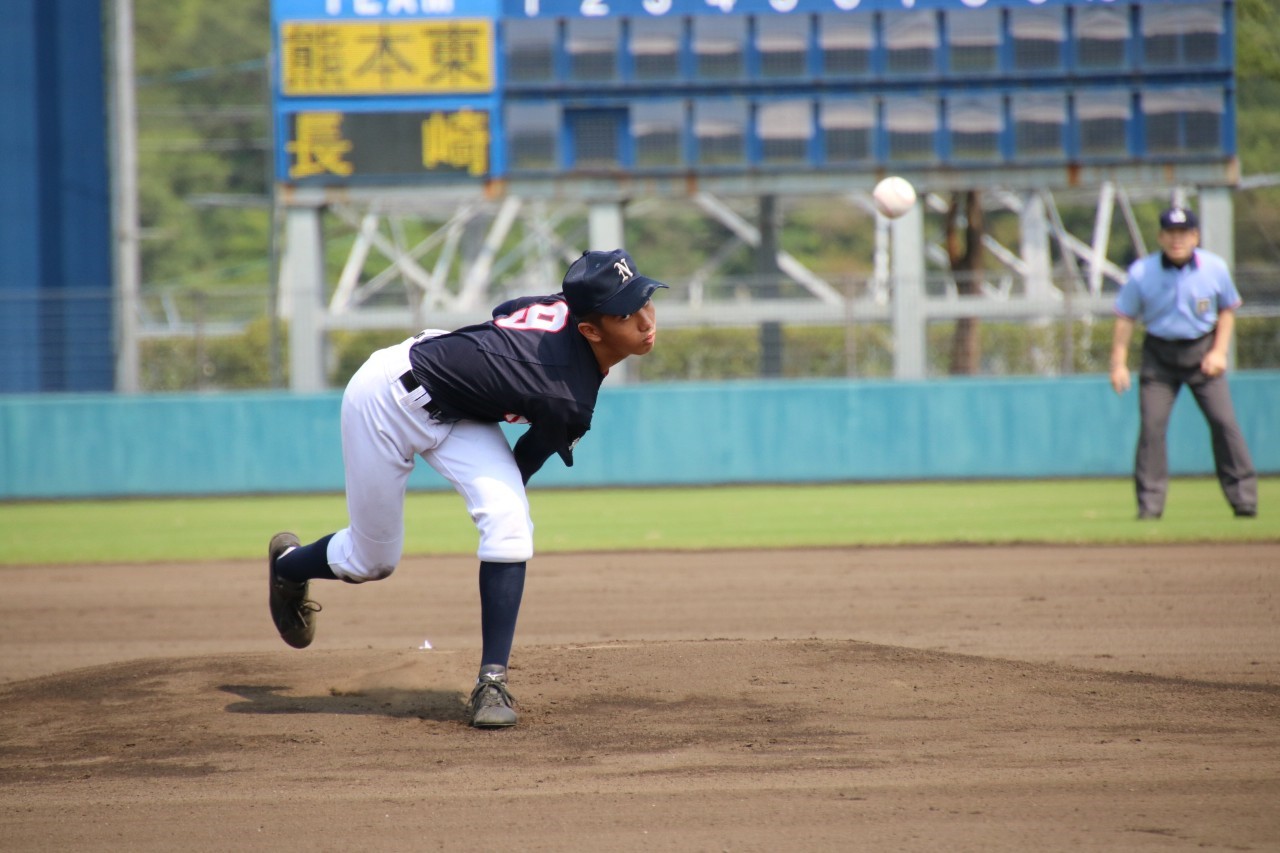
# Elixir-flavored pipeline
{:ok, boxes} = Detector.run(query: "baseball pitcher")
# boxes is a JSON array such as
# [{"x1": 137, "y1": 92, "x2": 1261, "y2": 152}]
[{"x1": 267, "y1": 249, "x2": 667, "y2": 727}]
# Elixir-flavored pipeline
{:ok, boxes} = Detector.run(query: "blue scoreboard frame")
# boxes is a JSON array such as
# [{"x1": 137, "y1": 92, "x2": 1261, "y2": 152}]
[{"x1": 271, "y1": 0, "x2": 1236, "y2": 188}]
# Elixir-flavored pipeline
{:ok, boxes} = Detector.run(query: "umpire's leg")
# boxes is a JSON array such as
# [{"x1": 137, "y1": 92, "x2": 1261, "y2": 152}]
[
  {"x1": 1135, "y1": 360, "x2": 1180, "y2": 518},
  {"x1": 1187, "y1": 372, "x2": 1258, "y2": 513}
]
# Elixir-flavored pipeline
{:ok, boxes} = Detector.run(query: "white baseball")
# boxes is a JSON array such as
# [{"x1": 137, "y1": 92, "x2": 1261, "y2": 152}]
[{"x1": 873, "y1": 176, "x2": 917, "y2": 219}]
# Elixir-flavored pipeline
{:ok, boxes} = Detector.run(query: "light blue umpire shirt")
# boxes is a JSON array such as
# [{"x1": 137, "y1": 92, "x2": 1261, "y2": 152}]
[{"x1": 1115, "y1": 248, "x2": 1243, "y2": 341}]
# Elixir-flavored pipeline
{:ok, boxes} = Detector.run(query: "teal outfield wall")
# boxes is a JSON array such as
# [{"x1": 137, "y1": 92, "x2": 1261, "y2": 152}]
[{"x1": 2, "y1": 373, "x2": 1276, "y2": 500}]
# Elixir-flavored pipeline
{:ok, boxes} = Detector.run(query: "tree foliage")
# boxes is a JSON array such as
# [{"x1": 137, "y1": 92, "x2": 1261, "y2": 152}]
[
  {"x1": 134, "y1": 0, "x2": 272, "y2": 286},
  {"x1": 1235, "y1": 0, "x2": 1280, "y2": 81}
]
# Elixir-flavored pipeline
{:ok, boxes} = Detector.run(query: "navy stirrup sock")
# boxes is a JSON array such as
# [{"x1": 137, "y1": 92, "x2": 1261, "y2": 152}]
[
  {"x1": 275, "y1": 534, "x2": 338, "y2": 582},
  {"x1": 479, "y1": 561, "x2": 527, "y2": 669}
]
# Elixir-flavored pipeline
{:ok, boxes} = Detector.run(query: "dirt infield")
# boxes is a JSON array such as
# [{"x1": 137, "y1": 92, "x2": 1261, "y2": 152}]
[{"x1": 1, "y1": 545, "x2": 1277, "y2": 851}]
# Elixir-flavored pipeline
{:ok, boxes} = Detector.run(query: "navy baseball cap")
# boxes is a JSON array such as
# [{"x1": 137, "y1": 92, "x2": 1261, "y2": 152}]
[
  {"x1": 562, "y1": 249, "x2": 668, "y2": 317},
  {"x1": 1159, "y1": 206, "x2": 1199, "y2": 230}
]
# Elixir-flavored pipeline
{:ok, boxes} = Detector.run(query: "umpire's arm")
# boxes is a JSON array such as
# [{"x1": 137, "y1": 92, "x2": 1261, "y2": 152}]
[
  {"x1": 1201, "y1": 308, "x2": 1236, "y2": 378},
  {"x1": 1110, "y1": 315, "x2": 1136, "y2": 394}
]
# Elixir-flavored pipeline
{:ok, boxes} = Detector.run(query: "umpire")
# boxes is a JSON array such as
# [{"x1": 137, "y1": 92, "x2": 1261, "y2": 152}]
[{"x1": 1109, "y1": 205, "x2": 1257, "y2": 520}]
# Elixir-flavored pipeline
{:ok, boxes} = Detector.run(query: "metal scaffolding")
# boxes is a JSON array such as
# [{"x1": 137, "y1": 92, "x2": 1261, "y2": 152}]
[{"x1": 274, "y1": 179, "x2": 1234, "y2": 389}]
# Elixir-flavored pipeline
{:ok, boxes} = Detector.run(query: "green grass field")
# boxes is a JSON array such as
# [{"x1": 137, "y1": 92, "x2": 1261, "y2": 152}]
[{"x1": 1, "y1": 477, "x2": 1274, "y2": 566}]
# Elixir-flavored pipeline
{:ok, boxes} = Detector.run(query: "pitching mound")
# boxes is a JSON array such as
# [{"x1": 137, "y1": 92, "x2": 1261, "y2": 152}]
[
  {"x1": 3, "y1": 637, "x2": 1278, "y2": 851},
  {"x1": 1, "y1": 545, "x2": 1277, "y2": 850}
]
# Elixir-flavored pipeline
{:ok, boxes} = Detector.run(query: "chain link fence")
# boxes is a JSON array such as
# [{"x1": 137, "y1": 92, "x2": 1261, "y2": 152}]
[{"x1": 3, "y1": 269, "x2": 1278, "y2": 393}]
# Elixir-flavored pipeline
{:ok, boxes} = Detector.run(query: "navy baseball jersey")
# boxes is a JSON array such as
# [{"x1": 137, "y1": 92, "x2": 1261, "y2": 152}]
[{"x1": 407, "y1": 293, "x2": 604, "y2": 483}]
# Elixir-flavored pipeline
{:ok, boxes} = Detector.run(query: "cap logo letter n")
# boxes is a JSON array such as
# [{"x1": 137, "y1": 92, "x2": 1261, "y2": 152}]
[{"x1": 614, "y1": 259, "x2": 634, "y2": 281}]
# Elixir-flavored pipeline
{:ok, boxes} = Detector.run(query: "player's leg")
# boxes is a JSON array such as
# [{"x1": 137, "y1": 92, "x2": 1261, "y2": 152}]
[
  {"x1": 424, "y1": 420, "x2": 531, "y2": 726},
  {"x1": 269, "y1": 353, "x2": 399, "y2": 647},
  {"x1": 469, "y1": 560, "x2": 525, "y2": 727},
  {"x1": 426, "y1": 419, "x2": 535, "y2": 565},
  {"x1": 1134, "y1": 357, "x2": 1180, "y2": 519},
  {"x1": 267, "y1": 531, "x2": 320, "y2": 649},
  {"x1": 269, "y1": 344, "x2": 443, "y2": 648},
  {"x1": 1187, "y1": 372, "x2": 1258, "y2": 515},
  {"x1": 326, "y1": 351, "x2": 453, "y2": 583}
]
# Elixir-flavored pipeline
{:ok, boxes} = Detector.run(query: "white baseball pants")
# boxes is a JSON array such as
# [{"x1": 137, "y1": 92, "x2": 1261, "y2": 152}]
[{"x1": 325, "y1": 335, "x2": 534, "y2": 583}]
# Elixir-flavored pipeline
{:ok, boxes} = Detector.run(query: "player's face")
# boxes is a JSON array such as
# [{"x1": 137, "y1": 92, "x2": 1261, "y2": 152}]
[
  {"x1": 1158, "y1": 227, "x2": 1198, "y2": 265},
  {"x1": 592, "y1": 300, "x2": 658, "y2": 358}
]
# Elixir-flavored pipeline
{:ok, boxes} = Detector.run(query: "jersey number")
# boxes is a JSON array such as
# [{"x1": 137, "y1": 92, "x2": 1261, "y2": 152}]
[{"x1": 495, "y1": 301, "x2": 570, "y2": 332}]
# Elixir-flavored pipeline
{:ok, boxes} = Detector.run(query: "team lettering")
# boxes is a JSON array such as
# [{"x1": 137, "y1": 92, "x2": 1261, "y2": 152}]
[
  {"x1": 325, "y1": 0, "x2": 456, "y2": 15},
  {"x1": 325, "y1": 0, "x2": 1083, "y2": 19}
]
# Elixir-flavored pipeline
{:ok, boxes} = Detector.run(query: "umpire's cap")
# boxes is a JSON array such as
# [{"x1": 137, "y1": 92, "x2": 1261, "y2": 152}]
[
  {"x1": 562, "y1": 249, "x2": 668, "y2": 318},
  {"x1": 1159, "y1": 206, "x2": 1199, "y2": 230}
]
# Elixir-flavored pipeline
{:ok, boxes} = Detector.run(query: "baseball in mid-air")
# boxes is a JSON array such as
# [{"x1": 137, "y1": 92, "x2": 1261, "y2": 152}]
[{"x1": 872, "y1": 176, "x2": 918, "y2": 219}]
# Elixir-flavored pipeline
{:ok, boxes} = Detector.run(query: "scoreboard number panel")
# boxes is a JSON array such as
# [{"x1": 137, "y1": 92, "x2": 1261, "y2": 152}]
[
  {"x1": 285, "y1": 109, "x2": 491, "y2": 183},
  {"x1": 513, "y1": 0, "x2": 1042, "y2": 18},
  {"x1": 271, "y1": 0, "x2": 1234, "y2": 186}
]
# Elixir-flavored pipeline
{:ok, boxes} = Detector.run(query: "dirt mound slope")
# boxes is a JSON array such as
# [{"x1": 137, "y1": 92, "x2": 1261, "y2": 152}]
[{"x1": 1, "y1": 545, "x2": 1277, "y2": 851}]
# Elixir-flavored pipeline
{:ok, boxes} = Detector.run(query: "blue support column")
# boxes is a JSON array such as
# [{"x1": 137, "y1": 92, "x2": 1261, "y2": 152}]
[
  {"x1": 0, "y1": 2, "x2": 42, "y2": 392},
  {"x1": 0, "y1": 0, "x2": 113, "y2": 392}
]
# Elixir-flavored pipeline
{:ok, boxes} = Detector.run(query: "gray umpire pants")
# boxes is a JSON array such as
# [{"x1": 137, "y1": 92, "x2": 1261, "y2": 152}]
[{"x1": 1135, "y1": 333, "x2": 1257, "y2": 516}]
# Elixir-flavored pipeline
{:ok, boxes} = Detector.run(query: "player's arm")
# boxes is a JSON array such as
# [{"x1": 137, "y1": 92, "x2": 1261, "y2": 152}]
[
  {"x1": 512, "y1": 425, "x2": 560, "y2": 485},
  {"x1": 511, "y1": 399, "x2": 590, "y2": 484},
  {"x1": 493, "y1": 294, "x2": 559, "y2": 320}
]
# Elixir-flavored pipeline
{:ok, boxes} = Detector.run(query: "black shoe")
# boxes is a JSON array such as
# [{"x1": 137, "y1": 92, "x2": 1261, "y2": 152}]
[
  {"x1": 1137, "y1": 511, "x2": 1162, "y2": 521},
  {"x1": 468, "y1": 664, "x2": 518, "y2": 728},
  {"x1": 1234, "y1": 506, "x2": 1257, "y2": 518},
  {"x1": 268, "y1": 532, "x2": 320, "y2": 649}
]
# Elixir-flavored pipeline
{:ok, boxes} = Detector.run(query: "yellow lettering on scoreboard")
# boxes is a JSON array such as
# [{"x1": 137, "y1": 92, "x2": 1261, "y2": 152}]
[
  {"x1": 422, "y1": 110, "x2": 489, "y2": 176},
  {"x1": 282, "y1": 20, "x2": 493, "y2": 95},
  {"x1": 286, "y1": 113, "x2": 354, "y2": 178}
]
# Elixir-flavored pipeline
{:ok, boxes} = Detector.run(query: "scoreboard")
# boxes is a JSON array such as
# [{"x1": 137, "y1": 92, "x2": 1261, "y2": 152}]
[{"x1": 270, "y1": 0, "x2": 1236, "y2": 188}]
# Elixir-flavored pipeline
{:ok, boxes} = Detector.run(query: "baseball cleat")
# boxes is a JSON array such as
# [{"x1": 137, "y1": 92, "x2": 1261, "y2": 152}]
[
  {"x1": 268, "y1": 531, "x2": 320, "y2": 649},
  {"x1": 468, "y1": 664, "x2": 518, "y2": 728}
]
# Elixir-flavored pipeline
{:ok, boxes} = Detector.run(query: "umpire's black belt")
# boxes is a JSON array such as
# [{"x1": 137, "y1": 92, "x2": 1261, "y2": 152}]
[
  {"x1": 1142, "y1": 331, "x2": 1214, "y2": 370},
  {"x1": 1145, "y1": 331, "x2": 1214, "y2": 346},
  {"x1": 399, "y1": 371, "x2": 446, "y2": 420}
]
